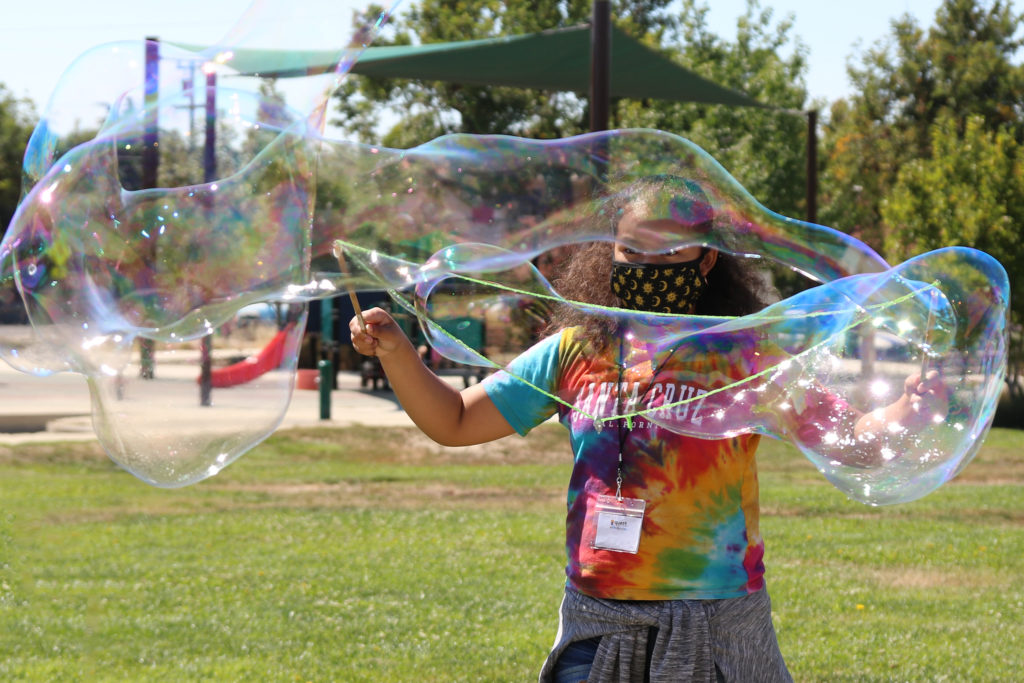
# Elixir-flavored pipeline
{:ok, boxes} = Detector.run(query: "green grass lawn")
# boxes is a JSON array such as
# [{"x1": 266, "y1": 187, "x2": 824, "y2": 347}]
[{"x1": 1, "y1": 425, "x2": 1021, "y2": 682}]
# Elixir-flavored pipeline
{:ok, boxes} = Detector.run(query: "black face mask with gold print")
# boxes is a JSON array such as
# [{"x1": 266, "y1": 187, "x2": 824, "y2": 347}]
[{"x1": 610, "y1": 258, "x2": 707, "y2": 314}]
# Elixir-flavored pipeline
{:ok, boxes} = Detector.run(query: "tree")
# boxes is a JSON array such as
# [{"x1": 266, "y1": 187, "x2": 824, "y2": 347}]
[
  {"x1": 0, "y1": 86, "x2": 37, "y2": 322},
  {"x1": 616, "y1": 0, "x2": 810, "y2": 219},
  {"x1": 821, "y1": 0, "x2": 1024, "y2": 410},
  {"x1": 819, "y1": 0, "x2": 1024, "y2": 252},
  {"x1": 881, "y1": 114, "x2": 1024, "y2": 399},
  {"x1": 0, "y1": 85, "x2": 37, "y2": 232}
]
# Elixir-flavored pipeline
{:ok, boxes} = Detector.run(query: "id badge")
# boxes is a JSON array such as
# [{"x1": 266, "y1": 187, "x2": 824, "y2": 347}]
[{"x1": 589, "y1": 494, "x2": 646, "y2": 554}]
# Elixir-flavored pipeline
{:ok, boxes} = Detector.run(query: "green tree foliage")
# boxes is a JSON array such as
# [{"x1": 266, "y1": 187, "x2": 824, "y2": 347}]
[
  {"x1": 822, "y1": 0, "x2": 1024, "y2": 405},
  {"x1": 881, "y1": 115, "x2": 1024, "y2": 263},
  {"x1": 820, "y1": 0, "x2": 1024, "y2": 252},
  {"x1": 0, "y1": 86, "x2": 37, "y2": 322},
  {"x1": 0, "y1": 85, "x2": 37, "y2": 231},
  {"x1": 616, "y1": 0, "x2": 809, "y2": 218},
  {"x1": 882, "y1": 114, "x2": 1024, "y2": 398}
]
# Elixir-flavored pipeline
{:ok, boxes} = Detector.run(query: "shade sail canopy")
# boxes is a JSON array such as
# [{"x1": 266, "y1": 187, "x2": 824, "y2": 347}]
[{"x1": 171, "y1": 24, "x2": 764, "y2": 108}]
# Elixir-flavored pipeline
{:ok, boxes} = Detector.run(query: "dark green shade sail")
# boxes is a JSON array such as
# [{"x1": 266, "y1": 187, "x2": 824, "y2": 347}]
[{"x1": 171, "y1": 24, "x2": 763, "y2": 108}]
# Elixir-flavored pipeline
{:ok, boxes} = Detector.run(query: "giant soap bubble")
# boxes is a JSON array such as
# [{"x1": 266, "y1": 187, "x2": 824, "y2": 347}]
[
  {"x1": 327, "y1": 133, "x2": 1005, "y2": 505},
  {"x1": 0, "y1": 0, "x2": 400, "y2": 485},
  {"x1": 0, "y1": 6, "x2": 1008, "y2": 501}
]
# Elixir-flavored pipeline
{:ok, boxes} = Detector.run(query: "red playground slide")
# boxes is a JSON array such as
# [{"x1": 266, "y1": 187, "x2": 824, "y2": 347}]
[{"x1": 200, "y1": 324, "x2": 294, "y2": 388}]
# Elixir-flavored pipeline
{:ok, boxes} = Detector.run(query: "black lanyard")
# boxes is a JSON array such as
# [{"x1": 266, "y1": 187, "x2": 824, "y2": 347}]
[{"x1": 613, "y1": 329, "x2": 681, "y2": 500}]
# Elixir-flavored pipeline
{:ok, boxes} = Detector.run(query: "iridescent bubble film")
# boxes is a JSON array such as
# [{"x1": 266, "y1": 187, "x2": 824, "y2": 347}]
[
  {"x1": 327, "y1": 132, "x2": 1006, "y2": 506},
  {"x1": 1, "y1": 7, "x2": 1008, "y2": 500},
  {"x1": 0, "y1": 0, "x2": 399, "y2": 486}
]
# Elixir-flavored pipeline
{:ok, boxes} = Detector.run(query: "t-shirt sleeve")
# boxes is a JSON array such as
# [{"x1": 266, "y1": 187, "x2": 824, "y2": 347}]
[{"x1": 481, "y1": 331, "x2": 563, "y2": 436}]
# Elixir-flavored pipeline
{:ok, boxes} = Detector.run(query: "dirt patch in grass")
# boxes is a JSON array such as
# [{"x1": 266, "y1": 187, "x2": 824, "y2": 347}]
[
  {"x1": 387, "y1": 429, "x2": 570, "y2": 465},
  {"x1": 944, "y1": 458, "x2": 1024, "y2": 485},
  {"x1": 0, "y1": 423, "x2": 572, "y2": 468},
  {"x1": 764, "y1": 501, "x2": 1024, "y2": 527},
  {"x1": 39, "y1": 479, "x2": 566, "y2": 525},
  {"x1": 781, "y1": 558, "x2": 1009, "y2": 589},
  {"x1": 762, "y1": 504, "x2": 885, "y2": 520},
  {"x1": 273, "y1": 423, "x2": 571, "y2": 466},
  {"x1": 866, "y1": 565, "x2": 1007, "y2": 590},
  {"x1": 5, "y1": 425, "x2": 1018, "y2": 482},
  {"x1": 0, "y1": 440, "x2": 108, "y2": 464},
  {"x1": 214, "y1": 480, "x2": 566, "y2": 508}
]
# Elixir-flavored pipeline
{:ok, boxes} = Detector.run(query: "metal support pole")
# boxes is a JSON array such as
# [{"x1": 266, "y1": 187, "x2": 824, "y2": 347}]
[
  {"x1": 806, "y1": 109, "x2": 818, "y2": 224},
  {"x1": 204, "y1": 72, "x2": 217, "y2": 180},
  {"x1": 199, "y1": 70, "x2": 217, "y2": 406},
  {"x1": 139, "y1": 36, "x2": 160, "y2": 379},
  {"x1": 318, "y1": 297, "x2": 334, "y2": 419},
  {"x1": 318, "y1": 359, "x2": 332, "y2": 420},
  {"x1": 590, "y1": 1, "x2": 611, "y2": 183},
  {"x1": 589, "y1": 1, "x2": 611, "y2": 132}
]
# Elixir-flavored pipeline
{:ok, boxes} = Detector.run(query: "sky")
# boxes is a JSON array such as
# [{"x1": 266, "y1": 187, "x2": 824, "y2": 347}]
[{"x1": 0, "y1": 0, "x2": 950, "y2": 127}]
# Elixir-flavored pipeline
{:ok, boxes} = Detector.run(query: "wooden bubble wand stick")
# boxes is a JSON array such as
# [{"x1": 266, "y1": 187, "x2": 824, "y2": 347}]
[{"x1": 334, "y1": 244, "x2": 366, "y2": 333}]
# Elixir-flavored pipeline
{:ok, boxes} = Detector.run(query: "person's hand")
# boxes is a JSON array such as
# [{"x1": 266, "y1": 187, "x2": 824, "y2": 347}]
[
  {"x1": 900, "y1": 369, "x2": 950, "y2": 429},
  {"x1": 349, "y1": 307, "x2": 409, "y2": 359}
]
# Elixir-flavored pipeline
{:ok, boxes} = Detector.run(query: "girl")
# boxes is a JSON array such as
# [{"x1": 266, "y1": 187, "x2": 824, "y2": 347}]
[{"x1": 348, "y1": 177, "x2": 946, "y2": 682}]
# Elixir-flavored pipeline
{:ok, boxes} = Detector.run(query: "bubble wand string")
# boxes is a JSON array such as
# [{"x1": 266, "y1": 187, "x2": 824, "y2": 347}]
[
  {"x1": 378, "y1": 265, "x2": 927, "y2": 427},
  {"x1": 334, "y1": 245, "x2": 366, "y2": 333},
  {"x1": 921, "y1": 289, "x2": 937, "y2": 378},
  {"x1": 337, "y1": 238, "x2": 934, "y2": 424}
]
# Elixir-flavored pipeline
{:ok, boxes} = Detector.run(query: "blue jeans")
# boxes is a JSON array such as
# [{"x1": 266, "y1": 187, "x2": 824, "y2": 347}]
[{"x1": 552, "y1": 636, "x2": 600, "y2": 683}]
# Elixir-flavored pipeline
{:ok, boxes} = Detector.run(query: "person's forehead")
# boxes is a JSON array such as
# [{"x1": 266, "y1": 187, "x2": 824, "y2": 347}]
[
  {"x1": 615, "y1": 210, "x2": 711, "y2": 246},
  {"x1": 631, "y1": 190, "x2": 713, "y2": 225}
]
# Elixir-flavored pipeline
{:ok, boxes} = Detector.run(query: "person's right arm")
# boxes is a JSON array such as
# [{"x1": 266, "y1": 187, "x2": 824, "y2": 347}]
[{"x1": 349, "y1": 307, "x2": 516, "y2": 447}]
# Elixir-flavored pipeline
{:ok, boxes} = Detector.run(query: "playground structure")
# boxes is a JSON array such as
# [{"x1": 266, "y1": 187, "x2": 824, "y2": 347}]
[
  {"x1": 359, "y1": 314, "x2": 489, "y2": 391},
  {"x1": 204, "y1": 323, "x2": 294, "y2": 388}
]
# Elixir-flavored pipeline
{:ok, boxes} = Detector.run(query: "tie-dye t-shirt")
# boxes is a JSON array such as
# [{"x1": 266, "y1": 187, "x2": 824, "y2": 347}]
[{"x1": 482, "y1": 326, "x2": 772, "y2": 601}]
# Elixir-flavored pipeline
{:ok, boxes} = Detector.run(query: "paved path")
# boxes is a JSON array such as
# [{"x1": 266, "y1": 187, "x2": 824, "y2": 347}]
[{"x1": 0, "y1": 359, "x2": 419, "y2": 445}]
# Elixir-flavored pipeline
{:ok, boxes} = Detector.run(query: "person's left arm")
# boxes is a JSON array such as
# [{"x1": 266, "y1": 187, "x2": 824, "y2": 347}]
[
  {"x1": 786, "y1": 369, "x2": 949, "y2": 468},
  {"x1": 849, "y1": 370, "x2": 949, "y2": 463}
]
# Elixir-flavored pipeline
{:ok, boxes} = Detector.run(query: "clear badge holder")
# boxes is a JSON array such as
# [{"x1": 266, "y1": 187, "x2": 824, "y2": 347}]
[{"x1": 590, "y1": 494, "x2": 646, "y2": 554}]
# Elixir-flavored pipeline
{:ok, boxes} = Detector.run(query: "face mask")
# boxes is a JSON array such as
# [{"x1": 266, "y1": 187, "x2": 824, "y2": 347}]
[{"x1": 610, "y1": 257, "x2": 707, "y2": 314}]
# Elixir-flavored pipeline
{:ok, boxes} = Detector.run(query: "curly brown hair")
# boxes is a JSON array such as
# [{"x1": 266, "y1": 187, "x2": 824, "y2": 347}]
[{"x1": 543, "y1": 241, "x2": 773, "y2": 351}]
